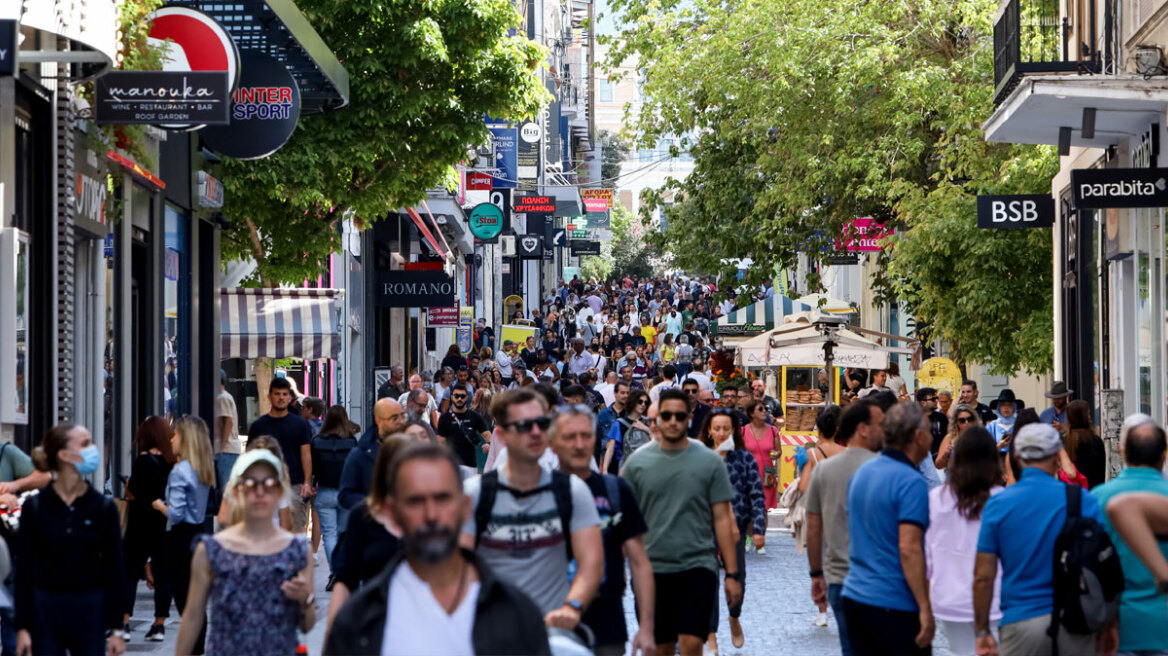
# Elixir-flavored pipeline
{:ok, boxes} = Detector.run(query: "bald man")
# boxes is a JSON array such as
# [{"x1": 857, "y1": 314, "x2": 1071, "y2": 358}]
[{"x1": 338, "y1": 398, "x2": 405, "y2": 510}]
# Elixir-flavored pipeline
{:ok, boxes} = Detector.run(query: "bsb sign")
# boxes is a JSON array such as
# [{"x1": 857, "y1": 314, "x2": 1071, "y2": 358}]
[
  {"x1": 1071, "y1": 168, "x2": 1168, "y2": 209},
  {"x1": 976, "y1": 194, "x2": 1055, "y2": 229}
]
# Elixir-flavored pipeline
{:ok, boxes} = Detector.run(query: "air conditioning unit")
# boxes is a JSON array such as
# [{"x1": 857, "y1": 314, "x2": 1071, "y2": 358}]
[{"x1": 501, "y1": 235, "x2": 516, "y2": 257}]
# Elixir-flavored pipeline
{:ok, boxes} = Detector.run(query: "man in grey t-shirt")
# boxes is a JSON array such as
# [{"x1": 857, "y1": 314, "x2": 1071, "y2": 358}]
[{"x1": 804, "y1": 400, "x2": 884, "y2": 656}]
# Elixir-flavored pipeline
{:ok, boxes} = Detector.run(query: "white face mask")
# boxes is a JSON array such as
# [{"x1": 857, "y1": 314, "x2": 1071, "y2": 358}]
[{"x1": 715, "y1": 437, "x2": 734, "y2": 453}]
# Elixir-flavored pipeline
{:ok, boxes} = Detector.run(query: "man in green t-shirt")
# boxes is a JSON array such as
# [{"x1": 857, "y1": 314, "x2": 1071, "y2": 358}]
[
  {"x1": 622, "y1": 388, "x2": 739, "y2": 656},
  {"x1": 0, "y1": 442, "x2": 48, "y2": 497}
]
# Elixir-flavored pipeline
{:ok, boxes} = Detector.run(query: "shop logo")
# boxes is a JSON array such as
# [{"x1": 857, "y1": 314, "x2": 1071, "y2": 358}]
[
  {"x1": 1071, "y1": 167, "x2": 1168, "y2": 209},
  {"x1": 976, "y1": 194, "x2": 1055, "y2": 230},
  {"x1": 1079, "y1": 178, "x2": 1165, "y2": 198},
  {"x1": 520, "y1": 122, "x2": 542, "y2": 143},
  {"x1": 521, "y1": 236, "x2": 539, "y2": 252}
]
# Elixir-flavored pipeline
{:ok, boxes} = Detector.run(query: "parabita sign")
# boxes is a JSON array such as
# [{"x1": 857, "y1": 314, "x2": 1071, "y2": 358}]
[{"x1": 375, "y1": 271, "x2": 456, "y2": 308}]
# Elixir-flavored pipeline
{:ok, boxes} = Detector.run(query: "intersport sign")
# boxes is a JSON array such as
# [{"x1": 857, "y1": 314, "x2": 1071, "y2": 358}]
[{"x1": 1071, "y1": 168, "x2": 1168, "y2": 209}]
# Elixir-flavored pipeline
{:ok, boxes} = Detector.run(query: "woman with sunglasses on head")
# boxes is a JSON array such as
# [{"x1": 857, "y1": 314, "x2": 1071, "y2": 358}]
[
  {"x1": 174, "y1": 450, "x2": 314, "y2": 656},
  {"x1": 698, "y1": 409, "x2": 765, "y2": 650},
  {"x1": 934, "y1": 404, "x2": 982, "y2": 470},
  {"x1": 603, "y1": 389, "x2": 652, "y2": 473},
  {"x1": 121, "y1": 416, "x2": 175, "y2": 642},
  {"x1": 742, "y1": 398, "x2": 782, "y2": 510},
  {"x1": 16, "y1": 424, "x2": 126, "y2": 656}
]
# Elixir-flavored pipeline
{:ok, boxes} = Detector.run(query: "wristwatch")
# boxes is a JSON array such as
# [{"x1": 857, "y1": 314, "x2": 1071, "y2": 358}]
[
  {"x1": 725, "y1": 570, "x2": 744, "y2": 582},
  {"x1": 975, "y1": 629, "x2": 992, "y2": 639},
  {"x1": 565, "y1": 599, "x2": 583, "y2": 613}
]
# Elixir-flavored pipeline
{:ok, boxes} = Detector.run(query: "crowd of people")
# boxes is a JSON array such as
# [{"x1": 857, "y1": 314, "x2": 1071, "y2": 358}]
[{"x1": 10, "y1": 275, "x2": 1168, "y2": 656}]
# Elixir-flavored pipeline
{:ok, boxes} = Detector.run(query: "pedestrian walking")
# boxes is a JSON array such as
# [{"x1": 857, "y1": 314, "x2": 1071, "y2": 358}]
[
  {"x1": 841, "y1": 402, "x2": 934, "y2": 656},
  {"x1": 1065, "y1": 399, "x2": 1106, "y2": 489},
  {"x1": 698, "y1": 409, "x2": 765, "y2": 650},
  {"x1": 436, "y1": 383, "x2": 492, "y2": 470},
  {"x1": 622, "y1": 388, "x2": 740, "y2": 656},
  {"x1": 926, "y1": 426, "x2": 1002, "y2": 656},
  {"x1": 121, "y1": 416, "x2": 174, "y2": 643},
  {"x1": 916, "y1": 387, "x2": 949, "y2": 460},
  {"x1": 327, "y1": 443, "x2": 551, "y2": 655},
  {"x1": 1040, "y1": 381, "x2": 1072, "y2": 430},
  {"x1": 247, "y1": 377, "x2": 315, "y2": 535},
  {"x1": 337, "y1": 398, "x2": 406, "y2": 512},
  {"x1": 15, "y1": 424, "x2": 126, "y2": 656},
  {"x1": 957, "y1": 380, "x2": 997, "y2": 426},
  {"x1": 792, "y1": 406, "x2": 844, "y2": 628},
  {"x1": 215, "y1": 435, "x2": 294, "y2": 530},
  {"x1": 985, "y1": 389, "x2": 1021, "y2": 446},
  {"x1": 742, "y1": 398, "x2": 781, "y2": 510},
  {"x1": 603, "y1": 389, "x2": 651, "y2": 474},
  {"x1": 173, "y1": 449, "x2": 315, "y2": 656},
  {"x1": 310, "y1": 405, "x2": 359, "y2": 573},
  {"x1": 214, "y1": 369, "x2": 241, "y2": 490},
  {"x1": 158, "y1": 416, "x2": 214, "y2": 655},
  {"x1": 934, "y1": 403, "x2": 982, "y2": 470}
]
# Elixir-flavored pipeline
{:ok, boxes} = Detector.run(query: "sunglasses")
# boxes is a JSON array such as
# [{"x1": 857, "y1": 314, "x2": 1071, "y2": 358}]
[
  {"x1": 956, "y1": 416, "x2": 975, "y2": 425},
  {"x1": 924, "y1": 397, "x2": 938, "y2": 402},
  {"x1": 238, "y1": 476, "x2": 281, "y2": 493},
  {"x1": 659, "y1": 410, "x2": 690, "y2": 422},
  {"x1": 503, "y1": 416, "x2": 552, "y2": 433},
  {"x1": 451, "y1": 394, "x2": 467, "y2": 401}
]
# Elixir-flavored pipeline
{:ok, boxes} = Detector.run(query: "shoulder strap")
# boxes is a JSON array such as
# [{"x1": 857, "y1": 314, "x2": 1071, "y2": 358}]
[
  {"x1": 551, "y1": 470, "x2": 575, "y2": 562},
  {"x1": 603, "y1": 474, "x2": 621, "y2": 518},
  {"x1": 1066, "y1": 482, "x2": 1081, "y2": 520},
  {"x1": 474, "y1": 471, "x2": 500, "y2": 550}
]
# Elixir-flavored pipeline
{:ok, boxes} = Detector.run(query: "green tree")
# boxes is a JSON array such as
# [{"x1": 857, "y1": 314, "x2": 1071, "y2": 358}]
[
  {"x1": 604, "y1": 0, "x2": 1055, "y2": 374},
  {"x1": 580, "y1": 203, "x2": 657, "y2": 281},
  {"x1": 597, "y1": 130, "x2": 629, "y2": 188},
  {"x1": 219, "y1": 0, "x2": 550, "y2": 286}
]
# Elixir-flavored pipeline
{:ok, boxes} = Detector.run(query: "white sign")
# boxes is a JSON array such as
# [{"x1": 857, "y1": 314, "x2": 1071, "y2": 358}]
[{"x1": 520, "y1": 122, "x2": 542, "y2": 143}]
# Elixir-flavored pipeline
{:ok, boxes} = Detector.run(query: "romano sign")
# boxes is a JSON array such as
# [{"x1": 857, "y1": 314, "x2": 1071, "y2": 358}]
[
  {"x1": 1071, "y1": 168, "x2": 1168, "y2": 209},
  {"x1": 375, "y1": 271, "x2": 456, "y2": 308}
]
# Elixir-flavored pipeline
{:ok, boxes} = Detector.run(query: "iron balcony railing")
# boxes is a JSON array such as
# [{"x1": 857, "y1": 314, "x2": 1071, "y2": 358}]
[{"x1": 993, "y1": 0, "x2": 1110, "y2": 105}]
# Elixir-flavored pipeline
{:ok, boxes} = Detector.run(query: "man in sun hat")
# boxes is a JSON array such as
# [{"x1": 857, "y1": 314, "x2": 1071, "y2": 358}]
[{"x1": 1040, "y1": 381, "x2": 1072, "y2": 432}]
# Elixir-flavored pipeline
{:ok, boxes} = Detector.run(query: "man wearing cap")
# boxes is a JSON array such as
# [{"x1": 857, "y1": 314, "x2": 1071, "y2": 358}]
[
  {"x1": 973, "y1": 424, "x2": 1109, "y2": 656},
  {"x1": 1040, "y1": 381, "x2": 1072, "y2": 432},
  {"x1": 985, "y1": 389, "x2": 1022, "y2": 446},
  {"x1": 496, "y1": 340, "x2": 516, "y2": 385}
]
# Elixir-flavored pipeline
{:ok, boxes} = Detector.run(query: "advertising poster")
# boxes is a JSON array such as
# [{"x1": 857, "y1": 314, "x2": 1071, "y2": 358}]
[{"x1": 486, "y1": 120, "x2": 517, "y2": 189}]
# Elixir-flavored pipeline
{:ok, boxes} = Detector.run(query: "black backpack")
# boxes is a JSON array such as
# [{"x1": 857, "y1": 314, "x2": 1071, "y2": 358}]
[
  {"x1": 1049, "y1": 484, "x2": 1123, "y2": 647},
  {"x1": 474, "y1": 469, "x2": 574, "y2": 560},
  {"x1": 311, "y1": 434, "x2": 357, "y2": 489}
]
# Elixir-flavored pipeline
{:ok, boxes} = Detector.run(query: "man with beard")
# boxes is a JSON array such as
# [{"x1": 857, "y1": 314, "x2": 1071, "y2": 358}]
[
  {"x1": 436, "y1": 383, "x2": 491, "y2": 469},
  {"x1": 324, "y1": 443, "x2": 550, "y2": 656}
]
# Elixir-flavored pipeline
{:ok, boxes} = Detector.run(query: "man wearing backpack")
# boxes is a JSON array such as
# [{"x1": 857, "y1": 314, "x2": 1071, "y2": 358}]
[
  {"x1": 549, "y1": 404, "x2": 656, "y2": 656},
  {"x1": 974, "y1": 423, "x2": 1117, "y2": 656},
  {"x1": 436, "y1": 383, "x2": 491, "y2": 469},
  {"x1": 459, "y1": 388, "x2": 604, "y2": 630}
]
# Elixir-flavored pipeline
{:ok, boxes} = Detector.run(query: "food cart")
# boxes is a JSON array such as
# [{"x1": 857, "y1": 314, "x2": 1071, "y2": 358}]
[{"x1": 737, "y1": 318, "x2": 891, "y2": 490}]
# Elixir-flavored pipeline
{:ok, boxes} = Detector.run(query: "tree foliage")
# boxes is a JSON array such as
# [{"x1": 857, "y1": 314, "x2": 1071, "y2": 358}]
[
  {"x1": 603, "y1": 0, "x2": 1056, "y2": 374},
  {"x1": 597, "y1": 129, "x2": 629, "y2": 189},
  {"x1": 218, "y1": 0, "x2": 550, "y2": 285},
  {"x1": 580, "y1": 203, "x2": 657, "y2": 281}
]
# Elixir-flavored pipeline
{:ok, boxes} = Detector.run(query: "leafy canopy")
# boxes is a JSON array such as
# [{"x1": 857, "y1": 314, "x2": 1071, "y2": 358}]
[
  {"x1": 604, "y1": 0, "x2": 1056, "y2": 373},
  {"x1": 219, "y1": 0, "x2": 550, "y2": 285}
]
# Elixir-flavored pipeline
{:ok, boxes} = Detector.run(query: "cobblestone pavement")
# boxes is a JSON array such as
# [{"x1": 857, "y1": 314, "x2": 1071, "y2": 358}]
[{"x1": 125, "y1": 510, "x2": 952, "y2": 655}]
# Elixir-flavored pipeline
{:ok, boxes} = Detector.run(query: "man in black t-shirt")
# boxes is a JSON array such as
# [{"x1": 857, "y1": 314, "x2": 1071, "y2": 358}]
[
  {"x1": 247, "y1": 377, "x2": 315, "y2": 533},
  {"x1": 549, "y1": 404, "x2": 655, "y2": 656},
  {"x1": 435, "y1": 383, "x2": 491, "y2": 468}
]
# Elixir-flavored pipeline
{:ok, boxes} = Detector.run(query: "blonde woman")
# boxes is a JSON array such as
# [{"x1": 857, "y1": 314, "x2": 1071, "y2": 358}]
[
  {"x1": 934, "y1": 404, "x2": 982, "y2": 470},
  {"x1": 155, "y1": 416, "x2": 215, "y2": 655},
  {"x1": 216, "y1": 435, "x2": 293, "y2": 530}
]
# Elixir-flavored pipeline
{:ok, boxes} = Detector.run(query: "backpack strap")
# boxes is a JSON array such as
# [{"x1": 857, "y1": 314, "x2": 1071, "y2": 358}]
[
  {"x1": 1048, "y1": 484, "x2": 1083, "y2": 656},
  {"x1": 474, "y1": 470, "x2": 500, "y2": 550},
  {"x1": 1067, "y1": 483, "x2": 1081, "y2": 520},
  {"x1": 550, "y1": 470, "x2": 575, "y2": 562},
  {"x1": 602, "y1": 474, "x2": 621, "y2": 519}
]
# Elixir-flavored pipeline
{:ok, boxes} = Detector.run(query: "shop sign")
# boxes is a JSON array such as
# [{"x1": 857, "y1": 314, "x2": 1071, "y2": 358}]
[
  {"x1": 0, "y1": 20, "x2": 17, "y2": 77},
  {"x1": 457, "y1": 307, "x2": 475, "y2": 355},
  {"x1": 552, "y1": 228, "x2": 567, "y2": 246},
  {"x1": 714, "y1": 322, "x2": 768, "y2": 336},
  {"x1": 570, "y1": 240, "x2": 601, "y2": 256},
  {"x1": 516, "y1": 119, "x2": 542, "y2": 186},
  {"x1": 467, "y1": 172, "x2": 493, "y2": 191},
  {"x1": 147, "y1": 6, "x2": 240, "y2": 89},
  {"x1": 1071, "y1": 167, "x2": 1168, "y2": 209},
  {"x1": 571, "y1": 229, "x2": 587, "y2": 239},
  {"x1": 586, "y1": 209, "x2": 610, "y2": 228},
  {"x1": 837, "y1": 217, "x2": 890, "y2": 252},
  {"x1": 94, "y1": 71, "x2": 230, "y2": 126},
  {"x1": 583, "y1": 198, "x2": 607, "y2": 213},
  {"x1": 427, "y1": 305, "x2": 460, "y2": 326},
  {"x1": 976, "y1": 194, "x2": 1054, "y2": 229},
  {"x1": 514, "y1": 195, "x2": 555, "y2": 213},
  {"x1": 468, "y1": 202, "x2": 504, "y2": 242},
  {"x1": 581, "y1": 188, "x2": 613, "y2": 208},
  {"x1": 197, "y1": 171, "x2": 224, "y2": 208},
  {"x1": 825, "y1": 254, "x2": 858, "y2": 265},
  {"x1": 486, "y1": 120, "x2": 517, "y2": 189},
  {"x1": 199, "y1": 51, "x2": 301, "y2": 160},
  {"x1": 74, "y1": 143, "x2": 109, "y2": 238},
  {"x1": 517, "y1": 234, "x2": 544, "y2": 259},
  {"x1": 375, "y1": 270, "x2": 456, "y2": 308}
]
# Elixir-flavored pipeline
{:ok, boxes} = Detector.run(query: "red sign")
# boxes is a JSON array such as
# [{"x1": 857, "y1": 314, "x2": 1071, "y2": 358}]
[
  {"x1": 838, "y1": 217, "x2": 891, "y2": 252},
  {"x1": 428, "y1": 306, "x2": 460, "y2": 326},
  {"x1": 467, "y1": 172, "x2": 493, "y2": 191},
  {"x1": 514, "y1": 195, "x2": 555, "y2": 213},
  {"x1": 147, "y1": 7, "x2": 240, "y2": 89}
]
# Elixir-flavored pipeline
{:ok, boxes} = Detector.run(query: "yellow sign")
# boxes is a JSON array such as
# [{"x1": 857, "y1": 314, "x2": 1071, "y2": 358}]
[
  {"x1": 501, "y1": 324, "x2": 538, "y2": 351},
  {"x1": 581, "y1": 188, "x2": 613, "y2": 208},
  {"x1": 917, "y1": 357, "x2": 963, "y2": 397}
]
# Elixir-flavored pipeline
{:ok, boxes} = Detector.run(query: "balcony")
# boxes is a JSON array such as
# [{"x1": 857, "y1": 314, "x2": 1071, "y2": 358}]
[{"x1": 993, "y1": 0, "x2": 1107, "y2": 106}]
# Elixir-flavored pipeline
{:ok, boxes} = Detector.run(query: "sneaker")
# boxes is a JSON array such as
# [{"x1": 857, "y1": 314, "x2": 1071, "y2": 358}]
[
  {"x1": 145, "y1": 624, "x2": 165, "y2": 642},
  {"x1": 756, "y1": 546, "x2": 766, "y2": 555},
  {"x1": 325, "y1": 573, "x2": 336, "y2": 592},
  {"x1": 121, "y1": 623, "x2": 131, "y2": 642},
  {"x1": 813, "y1": 611, "x2": 829, "y2": 627},
  {"x1": 313, "y1": 550, "x2": 322, "y2": 567}
]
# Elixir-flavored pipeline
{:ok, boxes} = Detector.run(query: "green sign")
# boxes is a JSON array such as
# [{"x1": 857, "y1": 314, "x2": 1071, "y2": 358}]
[
  {"x1": 468, "y1": 203, "x2": 504, "y2": 241},
  {"x1": 571, "y1": 229, "x2": 587, "y2": 238}
]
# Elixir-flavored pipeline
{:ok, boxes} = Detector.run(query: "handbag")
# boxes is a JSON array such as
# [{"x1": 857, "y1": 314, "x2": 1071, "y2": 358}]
[{"x1": 747, "y1": 425, "x2": 780, "y2": 488}]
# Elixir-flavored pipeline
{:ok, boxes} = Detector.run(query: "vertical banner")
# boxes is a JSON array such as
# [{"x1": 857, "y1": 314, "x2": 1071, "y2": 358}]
[
  {"x1": 517, "y1": 119, "x2": 542, "y2": 188},
  {"x1": 458, "y1": 307, "x2": 474, "y2": 355},
  {"x1": 486, "y1": 119, "x2": 517, "y2": 189}
]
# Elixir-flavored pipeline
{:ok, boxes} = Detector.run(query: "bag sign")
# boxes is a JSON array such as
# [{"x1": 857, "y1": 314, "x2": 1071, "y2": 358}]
[
  {"x1": 199, "y1": 51, "x2": 301, "y2": 160},
  {"x1": 976, "y1": 194, "x2": 1055, "y2": 229},
  {"x1": 1071, "y1": 168, "x2": 1168, "y2": 209}
]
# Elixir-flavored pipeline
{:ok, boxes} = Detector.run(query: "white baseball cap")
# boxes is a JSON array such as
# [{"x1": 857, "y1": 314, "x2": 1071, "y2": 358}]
[{"x1": 1014, "y1": 423, "x2": 1063, "y2": 461}]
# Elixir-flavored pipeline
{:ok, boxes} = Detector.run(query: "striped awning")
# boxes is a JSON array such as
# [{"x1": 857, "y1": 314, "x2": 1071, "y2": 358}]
[
  {"x1": 221, "y1": 288, "x2": 344, "y2": 360},
  {"x1": 711, "y1": 295, "x2": 813, "y2": 336}
]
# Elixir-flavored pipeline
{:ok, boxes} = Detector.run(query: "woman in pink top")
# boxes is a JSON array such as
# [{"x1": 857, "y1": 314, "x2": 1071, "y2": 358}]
[{"x1": 926, "y1": 426, "x2": 1003, "y2": 656}]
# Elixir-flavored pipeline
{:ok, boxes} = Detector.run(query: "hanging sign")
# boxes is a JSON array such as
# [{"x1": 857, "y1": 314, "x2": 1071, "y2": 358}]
[
  {"x1": 374, "y1": 271, "x2": 456, "y2": 308},
  {"x1": 837, "y1": 217, "x2": 891, "y2": 252},
  {"x1": 0, "y1": 20, "x2": 17, "y2": 77},
  {"x1": 514, "y1": 195, "x2": 556, "y2": 213},
  {"x1": 1070, "y1": 167, "x2": 1168, "y2": 209},
  {"x1": 199, "y1": 51, "x2": 301, "y2": 160},
  {"x1": 976, "y1": 194, "x2": 1055, "y2": 229},
  {"x1": 486, "y1": 120, "x2": 518, "y2": 189},
  {"x1": 516, "y1": 119, "x2": 542, "y2": 186},
  {"x1": 570, "y1": 240, "x2": 601, "y2": 256},
  {"x1": 468, "y1": 202, "x2": 504, "y2": 242},
  {"x1": 95, "y1": 71, "x2": 231, "y2": 126},
  {"x1": 517, "y1": 234, "x2": 544, "y2": 259},
  {"x1": 581, "y1": 188, "x2": 613, "y2": 208},
  {"x1": 427, "y1": 305, "x2": 460, "y2": 326}
]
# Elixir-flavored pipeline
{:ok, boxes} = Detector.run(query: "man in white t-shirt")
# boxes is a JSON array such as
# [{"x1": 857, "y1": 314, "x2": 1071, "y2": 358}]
[
  {"x1": 324, "y1": 443, "x2": 550, "y2": 656},
  {"x1": 214, "y1": 370, "x2": 242, "y2": 488}
]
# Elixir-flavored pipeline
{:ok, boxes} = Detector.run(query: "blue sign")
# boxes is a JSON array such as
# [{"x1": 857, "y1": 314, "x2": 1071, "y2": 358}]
[
  {"x1": 486, "y1": 119, "x2": 517, "y2": 189},
  {"x1": 552, "y1": 228, "x2": 566, "y2": 246}
]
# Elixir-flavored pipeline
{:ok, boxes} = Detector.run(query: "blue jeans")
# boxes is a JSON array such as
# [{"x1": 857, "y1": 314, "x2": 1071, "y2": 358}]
[
  {"x1": 214, "y1": 453, "x2": 240, "y2": 491},
  {"x1": 315, "y1": 487, "x2": 341, "y2": 568},
  {"x1": 828, "y1": 583, "x2": 852, "y2": 656}
]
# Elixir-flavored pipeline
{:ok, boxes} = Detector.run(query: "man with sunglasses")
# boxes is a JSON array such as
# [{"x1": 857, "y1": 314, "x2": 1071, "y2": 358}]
[
  {"x1": 461, "y1": 389, "x2": 603, "y2": 631},
  {"x1": 915, "y1": 387, "x2": 949, "y2": 459},
  {"x1": 682, "y1": 378, "x2": 712, "y2": 439},
  {"x1": 437, "y1": 383, "x2": 491, "y2": 469},
  {"x1": 622, "y1": 388, "x2": 739, "y2": 656}
]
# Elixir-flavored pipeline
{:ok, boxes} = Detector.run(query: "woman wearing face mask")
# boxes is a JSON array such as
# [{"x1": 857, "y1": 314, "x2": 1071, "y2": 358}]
[
  {"x1": 174, "y1": 450, "x2": 314, "y2": 656},
  {"x1": 154, "y1": 417, "x2": 214, "y2": 655},
  {"x1": 698, "y1": 409, "x2": 766, "y2": 651},
  {"x1": 985, "y1": 389, "x2": 1021, "y2": 451},
  {"x1": 16, "y1": 423, "x2": 126, "y2": 656}
]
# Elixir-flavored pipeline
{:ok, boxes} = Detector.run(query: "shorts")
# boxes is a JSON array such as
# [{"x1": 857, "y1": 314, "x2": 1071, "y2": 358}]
[
  {"x1": 653, "y1": 568, "x2": 717, "y2": 644},
  {"x1": 582, "y1": 594, "x2": 628, "y2": 650}
]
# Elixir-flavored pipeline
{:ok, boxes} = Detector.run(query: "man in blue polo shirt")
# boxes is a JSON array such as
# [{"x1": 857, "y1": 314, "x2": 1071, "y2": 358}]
[
  {"x1": 1092, "y1": 415, "x2": 1168, "y2": 655},
  {"x1": 842, "y1": 403, "x2": 934, "y2": 655},
  {"x1": 974, "y1": 423, "x2": 1107, "y2": 656}
]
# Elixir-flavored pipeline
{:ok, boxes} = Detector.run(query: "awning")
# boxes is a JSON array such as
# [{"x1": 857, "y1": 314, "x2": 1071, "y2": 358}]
[
  {"x1": 421, "y1": 197, "x2": 473, "y2": 255},
  {"x1": 13, "y1": 0, "x2": 119, "y2": 81},
  {"x1": 737, "y1": 323, "x2": 890, "y2": 370},
  {"x1": 711, "y1": 295, "x2": 814, "y2": 336},
  {"x1": 221, "y1": 288, "x2": 344, "y2": 360}
]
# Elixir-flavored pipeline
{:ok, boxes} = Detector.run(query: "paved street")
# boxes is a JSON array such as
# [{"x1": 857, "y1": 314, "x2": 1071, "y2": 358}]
[{"x1": 125, "y1": 510, "x2": 952, "y2": 655}]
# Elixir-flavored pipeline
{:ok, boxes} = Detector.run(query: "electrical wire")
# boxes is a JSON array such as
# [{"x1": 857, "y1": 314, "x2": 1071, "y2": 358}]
[{"x1": 459, "y1": 153, "x2": 689, "y2": 188}]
